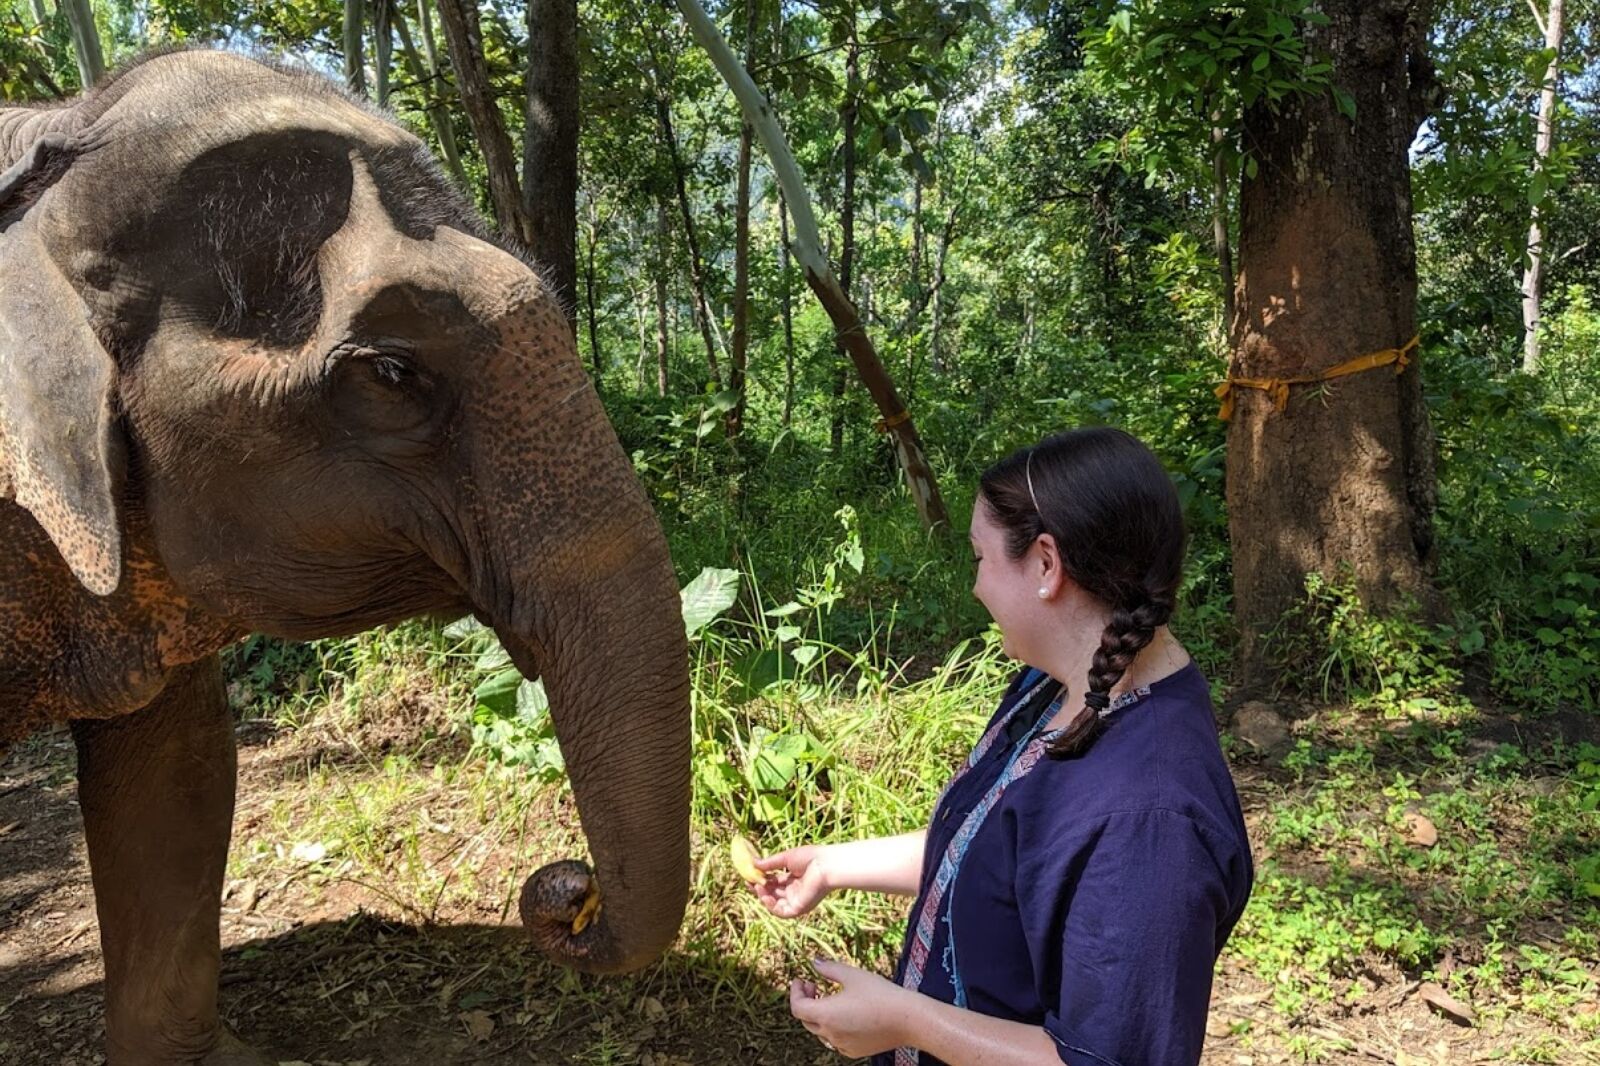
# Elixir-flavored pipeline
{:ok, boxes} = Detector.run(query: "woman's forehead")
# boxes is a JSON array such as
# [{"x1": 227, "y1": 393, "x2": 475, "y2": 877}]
[{"x1": 969, "y1": 503, "x2": 999, "y2": 538}]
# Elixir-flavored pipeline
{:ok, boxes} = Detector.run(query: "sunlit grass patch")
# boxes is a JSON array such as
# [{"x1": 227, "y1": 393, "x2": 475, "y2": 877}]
[{"x1": 1233, "y1": 717, "x2": 1600, "y2": 1037}]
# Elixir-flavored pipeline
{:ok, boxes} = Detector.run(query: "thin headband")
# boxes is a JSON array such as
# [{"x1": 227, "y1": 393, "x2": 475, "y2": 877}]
[{"x1": 1025, "y1": 448, "x2": 1042, "y2": 515}]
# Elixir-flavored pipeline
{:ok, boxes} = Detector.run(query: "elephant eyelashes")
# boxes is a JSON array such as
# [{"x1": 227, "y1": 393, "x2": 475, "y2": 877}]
[{"x1": 371, "y1": 354, "x2": 412, "y2": 386}]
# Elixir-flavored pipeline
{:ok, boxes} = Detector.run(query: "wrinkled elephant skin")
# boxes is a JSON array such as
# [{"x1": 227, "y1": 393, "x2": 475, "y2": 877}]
[{"x1": 0, "y1": 50, "x2": 691, "y2": 1065}]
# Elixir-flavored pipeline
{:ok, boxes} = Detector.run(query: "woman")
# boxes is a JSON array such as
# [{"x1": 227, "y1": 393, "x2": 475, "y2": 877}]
[{"x1": 751, "y1": 427, "x2": 1253, "y2": 1065}]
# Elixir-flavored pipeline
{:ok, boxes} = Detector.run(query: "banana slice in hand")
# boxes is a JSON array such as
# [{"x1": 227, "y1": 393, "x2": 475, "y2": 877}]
[{"x1": 730, "y1": 835, "x2": 769, "y2": 884}]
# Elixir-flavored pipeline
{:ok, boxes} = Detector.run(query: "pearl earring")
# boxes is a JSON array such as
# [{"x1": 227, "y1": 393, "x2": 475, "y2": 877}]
[{"x1": 1037, "y1": 588, "x2": 1049, "y2": 599}]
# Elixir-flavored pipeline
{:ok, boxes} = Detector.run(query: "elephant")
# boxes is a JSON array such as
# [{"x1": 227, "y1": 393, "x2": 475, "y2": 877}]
[{"x1": 0, "y1": 47, "x2": 692, "y2": 1064}]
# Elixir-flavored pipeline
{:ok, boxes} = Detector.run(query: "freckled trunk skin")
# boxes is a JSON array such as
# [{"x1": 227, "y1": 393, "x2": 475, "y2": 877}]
[
  {"x1": 1227, "y1": 0, "x2": 1441, "y2": 686},
  {"x1": 465, "y1": 300, "x2": 691, "y2": 974}
]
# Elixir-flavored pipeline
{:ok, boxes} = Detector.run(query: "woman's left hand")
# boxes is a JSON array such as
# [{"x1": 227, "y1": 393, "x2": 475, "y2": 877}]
[{"x1": 789, "y1": 958, "x2": 918, "y2": 1058}]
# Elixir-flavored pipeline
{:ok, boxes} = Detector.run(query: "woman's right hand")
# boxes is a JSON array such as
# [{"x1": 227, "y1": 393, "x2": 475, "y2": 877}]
[{"x1": 751, "y1": 844, "x2": 832, "y2": 918}]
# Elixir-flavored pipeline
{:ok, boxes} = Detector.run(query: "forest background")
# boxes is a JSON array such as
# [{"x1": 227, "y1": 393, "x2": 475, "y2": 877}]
[{"x1": 2, "y1": 0, "x2": 1599, "y2": 1062}]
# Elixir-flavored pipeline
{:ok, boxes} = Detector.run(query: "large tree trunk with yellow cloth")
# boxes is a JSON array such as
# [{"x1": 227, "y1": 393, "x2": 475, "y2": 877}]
[
  {"x1": 673, "y1": 0, "x2": 949, "y2": 533},
  {"x1": 1226, "y1": 0, "x2": 1442, "y2": 685}
]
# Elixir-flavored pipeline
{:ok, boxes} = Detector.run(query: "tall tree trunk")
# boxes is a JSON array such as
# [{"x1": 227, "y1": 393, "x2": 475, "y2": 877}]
[
  {"x1": 930, "y1": 205, "x2": 951, "y2": 374},
  {"x1": 675, "y1": 0, "x2": 950, "y2": 532},
  {"x1": 779, "y1": 189, "x2": 796, "y2": 427},
  {"x1": 655, "y1": 93, "x2": 722, "y2": 389},
  {"x1": 435, "y1": 0, "x2": 532, "y2": 243},
  {"x1": 1227, "y1": 0, "x2": 1441, "y2": 684},
  {"x1": 525, "y1": 0, "x2": 580, "y2": 336},
  {"x1": 830, "y1": 30, "x2": 859, "y2": 453},
  {"x1": 394, "y1": 0, "x2": 468, "y2": 186},
  {"x1": 60, "y1": 0, "x2": 103, "y2": 88},
  {"x1": 1211, "y1": 113, "x2": 1237, "y2": 331},
  {"x1": 634, "y1": 282, "x2": 650, "y2": 392},
  {"x1": 655, "y1": 195, "x2": 672, "y2": 398},
  {"x1": 1521, "y1": 0, "x2": 1565, "y2": 374},
  {"x1": 343, "y1": 0, "x2": 367, "y2": 95},
  {"x1": 374, "y1": 0, "x2": 393, "y2": 107},
  {"x1": 910, "y1": 174, "x2": 925, "y2": 311},
  {"x1": 728, "y1": 0, "x2": 757, "y2": 438},
  {"x1": 584, "y1": 199, "x2": 605, "y2": 391},
  {"x1": 29, "y1": 0, "x2": 50, "y2": 26}
]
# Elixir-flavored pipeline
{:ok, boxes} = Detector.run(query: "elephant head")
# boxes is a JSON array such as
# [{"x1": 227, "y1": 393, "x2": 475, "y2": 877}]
[{"x1": 0, "y1": 51, "x2": 690, "y2": 974}]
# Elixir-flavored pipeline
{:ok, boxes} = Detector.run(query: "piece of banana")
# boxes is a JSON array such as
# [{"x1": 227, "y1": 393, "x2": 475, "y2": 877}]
[{"x1": 730, "y1": 834, "x2": 768, "y2": 884}]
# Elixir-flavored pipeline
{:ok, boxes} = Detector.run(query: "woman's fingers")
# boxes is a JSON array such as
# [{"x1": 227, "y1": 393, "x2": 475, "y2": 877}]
[
  {"x1": 754, "y1": 850, "x2": 792, "y2": 872},
  {"x1": 790, "y1": 979, "x2": 823, "y2": 1021},
  {"x1": 811, "y1": 957, "x2": 856, "y2": 984}
]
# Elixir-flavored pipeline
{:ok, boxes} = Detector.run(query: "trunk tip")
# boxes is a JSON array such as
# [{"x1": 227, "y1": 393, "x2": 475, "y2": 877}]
[{"x1": 518, "y1": 859, "x2": 675, "y2": 975}]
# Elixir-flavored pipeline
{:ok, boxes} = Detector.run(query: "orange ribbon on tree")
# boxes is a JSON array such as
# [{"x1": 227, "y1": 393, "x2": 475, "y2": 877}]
[{"x1": 1215, "y1": 335, "x2": 1419, "y2": 421}]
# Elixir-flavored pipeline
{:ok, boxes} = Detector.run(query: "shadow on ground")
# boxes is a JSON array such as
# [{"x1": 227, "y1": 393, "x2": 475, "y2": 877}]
[{"x1": 3, "y1": 913, "x2": 827, "y2": 1065}]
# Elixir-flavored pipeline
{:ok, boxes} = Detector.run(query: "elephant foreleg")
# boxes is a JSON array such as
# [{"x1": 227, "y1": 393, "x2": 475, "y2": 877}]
[{"x1": 72, "y1": 655, "x2": 261, "y2": 1065}]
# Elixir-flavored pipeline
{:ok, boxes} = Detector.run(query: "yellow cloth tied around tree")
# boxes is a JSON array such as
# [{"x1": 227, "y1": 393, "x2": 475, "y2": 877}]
[
  {"x1": 875, "y1": 408, "x2": 913, "y2": 433},
  {"x1": 1214, "y1": 335, "x2": 1419, "y2": 421}
]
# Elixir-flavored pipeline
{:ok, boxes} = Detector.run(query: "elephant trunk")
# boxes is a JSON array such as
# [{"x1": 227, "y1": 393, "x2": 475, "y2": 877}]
[
  {"x1": 465, "y1": 305, "x2": 691, "y2": 974},
  {"x1": 496, "y1": 526, "x2": 690, "y2": 974}
]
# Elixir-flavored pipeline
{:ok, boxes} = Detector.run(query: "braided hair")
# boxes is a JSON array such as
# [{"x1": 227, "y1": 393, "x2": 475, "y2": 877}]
[{"x1": 978, "y1": 427, "x2": 1186, "y2": 758}]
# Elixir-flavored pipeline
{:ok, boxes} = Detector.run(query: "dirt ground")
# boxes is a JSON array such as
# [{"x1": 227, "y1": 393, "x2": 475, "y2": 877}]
[{"x1": 0, "y1": 712, "x2": 1592, "y2": 1066}]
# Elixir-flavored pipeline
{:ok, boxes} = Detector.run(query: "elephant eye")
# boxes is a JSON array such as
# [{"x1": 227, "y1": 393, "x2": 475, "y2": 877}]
[{"x1": 326, "y1": 343, "x2": 438, "y2": 438}]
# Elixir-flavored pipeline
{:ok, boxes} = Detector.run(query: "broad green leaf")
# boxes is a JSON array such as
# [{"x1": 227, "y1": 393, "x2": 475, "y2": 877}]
[
  {"x1": 750, "y1": 747, "x2": 798, "y2": 791},
  {"x1": 681, "y1": 567, "x2": 742, "y2": 638},
  {"x1": 473, "y1": 668, "x2": 522, "y2": 718},
  {"x1": 516, "y1": 678, "x2": 549, "y2": 723},
  {"x1": 476, "y1": 641, "x2": 514, "y2": 672}
]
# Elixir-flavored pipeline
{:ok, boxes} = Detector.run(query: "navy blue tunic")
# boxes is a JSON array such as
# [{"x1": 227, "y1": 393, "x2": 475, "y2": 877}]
[{"x1": 876, "y1": 662, "x2": 1253, "y2": 1066}]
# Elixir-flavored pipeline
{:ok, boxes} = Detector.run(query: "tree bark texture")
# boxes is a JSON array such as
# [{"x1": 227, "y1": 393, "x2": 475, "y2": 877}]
[
  {"x1": 779, "y1": 190, "x2": 795, "y2": 426},
  {"x1": 394, "y1": 0, "x2": 468, "y2": 186},
  {"x1": 829, "y1": 31, "x2": 859, "y2": 453},
  {"x1": 525, "y1": 0, "x2": 580, "y2": 335},
  {"x1": 655, "y1": 195, "x2": 672, "y2": 397},
  {"x1": 343, "y1": 0, "x2": 367, "y2": 95},
  {"x1": 728, "y1": 0, "x2": 757, "y2": 438},
  {"x1": 1521, "y1": 0, "x2": 1565, "y2": 374},
  {"x1": 1228, "y1": 0, "x2": 1441, "y2": 683},
  {"x1": 435, "y1": 0, "x2": 533, "y2": 244},
  {"x1": 374, "y1": 0, "x2": 394, "y2": 106},
  {"x1": 61, "y1": 0, "x2": 103, "y2": 88}
]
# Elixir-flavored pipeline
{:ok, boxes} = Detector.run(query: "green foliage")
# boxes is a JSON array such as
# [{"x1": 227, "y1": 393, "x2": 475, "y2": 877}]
[
  {"x1": 219, "y1": 632, "x2": 326, "y2": 714},
  {"x1": 18, "y1": 0, "x2": 1583, "y2": 1053},
  {"x1": 1426, "y1": 338, "x2": 1600, "y2": 713},
  {"x1": 1417, "y1": 0, "x2": 1600, "y2": 271},
  {"x1": 1266, "y1": 570, "x2": 1468, "y2": 717},
  {"x1": 441, "y1": 615, "x2": 565, "y2": 778},
  {"x1": 1080, "y1": 0, "x2": 1334, "y2": 188}
]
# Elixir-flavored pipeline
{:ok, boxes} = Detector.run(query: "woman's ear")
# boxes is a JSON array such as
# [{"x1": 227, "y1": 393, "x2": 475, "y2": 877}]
[{"x1": 1034, "y1": 532, "x2": 1064, "y2": 600}]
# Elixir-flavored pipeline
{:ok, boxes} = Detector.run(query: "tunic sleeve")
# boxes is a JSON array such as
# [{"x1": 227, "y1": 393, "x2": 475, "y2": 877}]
[{"x1": 1014, "y1": 809, "x2": 1236, "y2": 1066}]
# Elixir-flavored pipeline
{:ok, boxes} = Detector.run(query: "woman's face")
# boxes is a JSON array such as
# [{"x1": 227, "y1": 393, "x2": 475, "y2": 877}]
[{"x1": 970, "y1": 498, "x2": 1042, "y2": 662}]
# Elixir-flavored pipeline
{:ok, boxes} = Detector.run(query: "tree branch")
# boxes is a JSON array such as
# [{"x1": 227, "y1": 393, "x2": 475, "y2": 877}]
[{"x1": 1525, "y1": 0, "x2": 1548, "y2": 39}]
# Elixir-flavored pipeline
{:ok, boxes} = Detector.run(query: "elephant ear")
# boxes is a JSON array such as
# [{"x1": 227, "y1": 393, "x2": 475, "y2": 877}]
[{"x1": 0, "y1": 133, "x2": 126, "y2": 596}]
